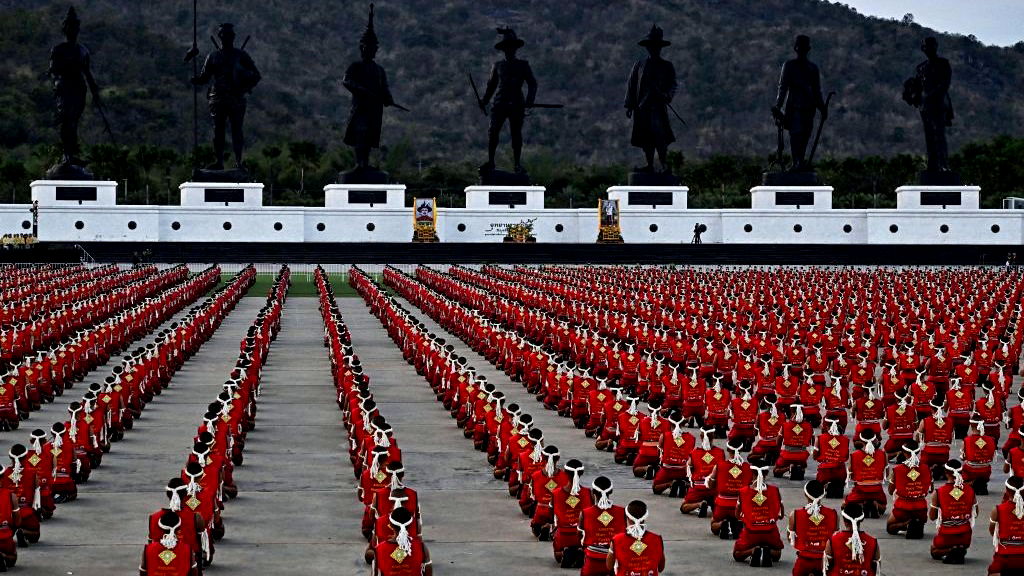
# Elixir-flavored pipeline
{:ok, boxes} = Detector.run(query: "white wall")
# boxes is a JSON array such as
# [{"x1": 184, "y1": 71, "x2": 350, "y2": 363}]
[{"x1": 3, "y1": 203, "x2": 1023, "y2": 245}]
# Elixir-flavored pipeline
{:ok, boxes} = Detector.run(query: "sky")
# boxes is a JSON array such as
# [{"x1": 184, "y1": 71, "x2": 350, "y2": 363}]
[{"x1": 846, "y1": 0, "x2": 1024, "y2": 47}]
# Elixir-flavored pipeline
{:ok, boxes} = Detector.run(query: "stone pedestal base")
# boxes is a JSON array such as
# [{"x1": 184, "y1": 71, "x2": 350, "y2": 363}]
[
  {"x1": 762, "y1": 171, "x2": 820, "y2": 186},
  {"x1": 324, "y1": 184, "x2": 405, "y2": 209},
  {"x1": 31, "y1": 180, "x2": 118, "y2": 206},
  {"x1": 607, "y1": 186, "x2": 689, "y2": 210},
  {"x1": 896, "y1": 186, "x2": 980, "y2": 210},
  {"x1": 628, "y1": 171, "x2": 681, "y2": 186},
  {"x1": 464, "y1": 186, "x2": 545, "y2": 210},
  {"x1": 192, "y1": 167, "x2": 253, "y2": 183},
  {"x1": 179, "y1": 182, "x2": 264, "y2": 207},
  {"x1": 338, "y1": 167, "x2": 390, "y2": 185},
  {"x1": 750, "y1": 186, "x2": 833, "y2": 210}
]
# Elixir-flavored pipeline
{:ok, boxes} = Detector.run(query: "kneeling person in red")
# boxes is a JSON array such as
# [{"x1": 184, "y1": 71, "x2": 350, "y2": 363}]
[
  {"x1": 373, "y1": 507, "x2": 432, "y2": 576},
  {"x1": 140, "y1": 511, "x2": 198, "y2": 576},
  {"x1": 734, "y1": 466, "x2": 785, "y2": 567},
  {"x1": 929, "y1": 459, "x2": 976, "y2": 565},
  {"x1": 788, "y1": 480, "x2": 837, "y2": 576},
  {"x1": 552, "y1": 459, "x2": 591, "y2": 568},
  {"x1": 579, "y1": 476, "x2": 625, "y2": 576},
  {"x1": 607, "y1": 500, "x2": 665, "y2": 576},
  {"x1": 987, "y1": 476, "x2": 1024, "y2": 576},
  {"x1": 823, "y1": 503, "x2": 880, "y2": 576}
]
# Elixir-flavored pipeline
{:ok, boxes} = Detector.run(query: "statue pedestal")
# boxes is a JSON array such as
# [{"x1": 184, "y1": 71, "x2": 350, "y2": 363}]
[
  {"x1": 180, "y1": 182, "x2": 264, "y2": 207},
  {"x1": 465, "y1": 186, "x2": 545, "y2": 210},
  {"x1": 750, "y1": 186, "x2": 833, "y2": 210},
  {"x1": 896, "y1": 185, "x2": 980, "y2": 210},
  {"x1": 607, "y1": 186, "x2": 688, "y2": 210},
  {"x1": 324, "y1": 183, "x2": 405, "y2": 208},
  {"x1": 31, "y1": 180, "x2": 118, "y2": 206}
]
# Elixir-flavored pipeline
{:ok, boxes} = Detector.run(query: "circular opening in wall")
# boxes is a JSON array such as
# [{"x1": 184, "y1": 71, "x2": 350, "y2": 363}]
[
  {"x1": 74, "y1": 220, "x2": 84, "y2": 230},
  {"x1": 843, "y1": 224, "x2": 852, "y2": 233},
  {"x1": 939, "y1": 224, "x2": 949, "y2": 234},
  {"x1": 128, "y1": 221, "x2": 137, "y2": 230},
  {"x1": 20, "y1": 220, "x2": 30, "y2": 230},
  {"x1": 649, "y1": 224, "x2": 659, "y2": 233},
  {"x1": 457, "y1": 223, "x2": 466, "y2": 232},
  {"x1": 366, "y1": 222, "x2": 376, "y2": 232},
  {"x1": 223, "y1": 221, "x2": 232, "y2": 231},
  {"x1": 793, "y1": 224, "x2": 803, "y2": 233},
  {"x1": 555, "y1": 224, "x2": 564, "y2": 233},
  {"x1": 992, "y1": 224, "x2": 1001, "y2": 233},
  {"x1": 316, "y1": 223, "x2": 326, "y2": 232},
  {"x1": 171, "y1": 221, "x2": 181, "y2": 231},
  {"x1": 889, "y1": 224, "x2": 899, "y2": 233},
  {"x1": 273, "y1": 222, "x2": 283, "y2": 231},
  {"x1": 743, "y1": 224, "x2": 753, "y2": 233}
]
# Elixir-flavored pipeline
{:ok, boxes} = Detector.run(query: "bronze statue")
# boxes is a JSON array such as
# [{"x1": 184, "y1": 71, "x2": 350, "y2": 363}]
[
  {"x1": 625, "y1": 25, "x2": 678, "y2": 175},
  {"x1": 772, "y1": 35, "x2": 828, "y2": 172},
  {"x1": 476, "y1": 28, "x2": 537, "y2": 184},
  {"x1": 903, "y1": 37, "x2": 955, "y2": 182},
  {"x1": 191, "y1": 23, "x2": 261, "y2": 176},
  {"x1": 342, "y1": 4, "x2": 403, "y2": 183},
  {"x1": 47, "y1": 7, "x2": 108, "y2": 179}
]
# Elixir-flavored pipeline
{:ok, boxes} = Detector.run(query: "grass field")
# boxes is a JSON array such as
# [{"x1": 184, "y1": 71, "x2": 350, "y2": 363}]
[{"x1": 220, "y1": 272, "x2": 364, "y2": 297}]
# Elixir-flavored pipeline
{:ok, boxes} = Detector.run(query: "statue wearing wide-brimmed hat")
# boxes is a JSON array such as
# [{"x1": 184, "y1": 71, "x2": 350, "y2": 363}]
[
  {"x1": 474, "y1": 27, "x2": 538, "y2": 184},
  {"x1": 341, "y1": 3, "x2": 402, "y2": 183},
  {"x1": 624, "y1": 24, "x2": 678, "y2": 180}
]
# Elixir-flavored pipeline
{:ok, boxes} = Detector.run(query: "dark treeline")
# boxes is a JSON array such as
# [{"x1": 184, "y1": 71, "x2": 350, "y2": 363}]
[{"x1": 2, "y1": 135, "x2": 1022, "y2": 209}]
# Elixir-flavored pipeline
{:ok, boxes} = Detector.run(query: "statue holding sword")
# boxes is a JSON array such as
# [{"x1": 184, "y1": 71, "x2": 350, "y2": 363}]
[{"x1": 471, "y1": 27, "x2": 561, "y2": 185}]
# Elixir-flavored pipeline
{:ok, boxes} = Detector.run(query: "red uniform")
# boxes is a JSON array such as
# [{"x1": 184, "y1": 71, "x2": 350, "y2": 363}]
[
  {"x1": 890, "y1": 462, "x2": 931, "y2": 523},
  {"x1": 931, "y1": 482, "x2": 976, "y2": 551},
  {"x1": 374, "y1": 538, "x2": 427, "y2": 576},
  {"x1": 825, "y1": 531, "x2": 877, "y2": 576},
  {"x1": 845, "y1": 449, "x2": 887, "y2": 510},
  {"x1": 579, "y1": 504, "x2": 626, "y2": 576},
  {"x1": 610, "y1": 530, "x2": 664, "y2": 576},
  {"x1": 552, "y1": 487, "x2": 593, "y2": 555},
  {"x1": 791, "y1": 506, "x2": 838, "y2": 576},
  {"x1": 735, "y1": 485, "x2": 785, "y2": 553},
  {"x1": 990, "y1": 499, "x2": 1024, "y2": 575},
  {"x1": 140, "y1": 539, "x2": 198, "y2": 576}
]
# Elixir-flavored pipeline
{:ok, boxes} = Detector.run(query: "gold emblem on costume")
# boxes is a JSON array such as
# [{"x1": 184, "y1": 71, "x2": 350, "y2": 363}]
[
  {"x1": 865, "y1": 400, "x2": 874, "y2": 408},
  {"x1": 828, "y1": 438, "x2": 840, "y2": 449},
  {"x1": 895, "y1": 406, "x2": 906, "y2": 416},
  {"x1": 810, "y1": 513, "x2": 824, "y2": 525},
  {"x1": 793, "y1": 425, "x2": 803, "y2": 435},
  {"x1": 863, "y1": 456, "x2": 875, "y2": 467},
  {"x1": 545, "y1": 479, "x2": 559, "y2": 492},
  {"x1": 714, "y1": 392, "x2": 722, "y2": 400},
  {"x1": 741, "y1": 401, "x2": 751, "y2": 410},
  {"x1": 752, "y1": 491, "x2": 767, "y2": 506},
  {"x1": 102, "y1": 396, "x2": 112, "y2": 403},
  {"x1": 629, "y1": 416, "x2": 639, "y2": 426},
  {"x1": 114, "y1": 385, "x2": 123, "y2": 392},
  {"x1": 125, "y1": 375, "x2": 133, "y2": 382},
  {"x1": 51, "y1": 448, "x2": 61, "y2": 457},
  {"x1": 808, "y1": 386, "x2": 816, "y2": 395},
  {"x1": 375, "y1": 471, "x2": 387, "y2": 483},
  {"x1": 390, "y1": 547, "x2": 408, "y2": 564},
  {"x1": 518, "y1": 438, "x2": 529, "y2": 448},
  {"x1": 964, "y1": 368, "x2": 972, "y2": 375},
  {"x1": 674, "y1": 437, "x2": 685, "y2": 447},
  {"x1": 598, "y1": 511, "x2": 614, "y2": 526},
  {"x1": 85, "y1": 416, "x2": 93, "y2": 424},
  {"x1": 729, "y1": 466, "x2": 742, "y2": 478},
  {"x1": 702, "y1": 452, "x2": 714, "y2": 464},
  {"x1": 186, "y1": 496, "x2": 201, "y2": 510},
  {"x1": 858, "y1": 369, "x2": 866, "y2": 376},
  {"x1": 158, "y1": 550, "x2": 177, "y2": 565},
  {"x1": 950, "y1": 487, "x2": 964, "y2": 500},
  {"x1": 630, "y1": 539, "x2": 648, "y2": 556},
  {"x1": 484, "y1": 405, "x2": 493, "y2": 413},
  {"x1": 28, "y1": 454, "x2": 40, "y2": 466},
  {"x1": 613, "y1": 403, "x2": 623, "y2": 411},
  {"x1": 768, "y1": 416, "x2": 778, "y2": 426},
  {"x1": 935, "y1": 418, "x2": 945, "y2": 428},
  {"x1": 234, "y1": 393, "x2": 241, "y2": 400},
  {"x1": 566, "y1": 495, "x2": 580, "y2": 508},
  {"x1": 597, "y1": 393, "x2": 606, "y2": 401},
  {"x1": 907, "y1": 469, "x2": 920, "y2": 481},
  {"x1": 975, "y1": 438, "x2": 987, "y2": 449}
]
